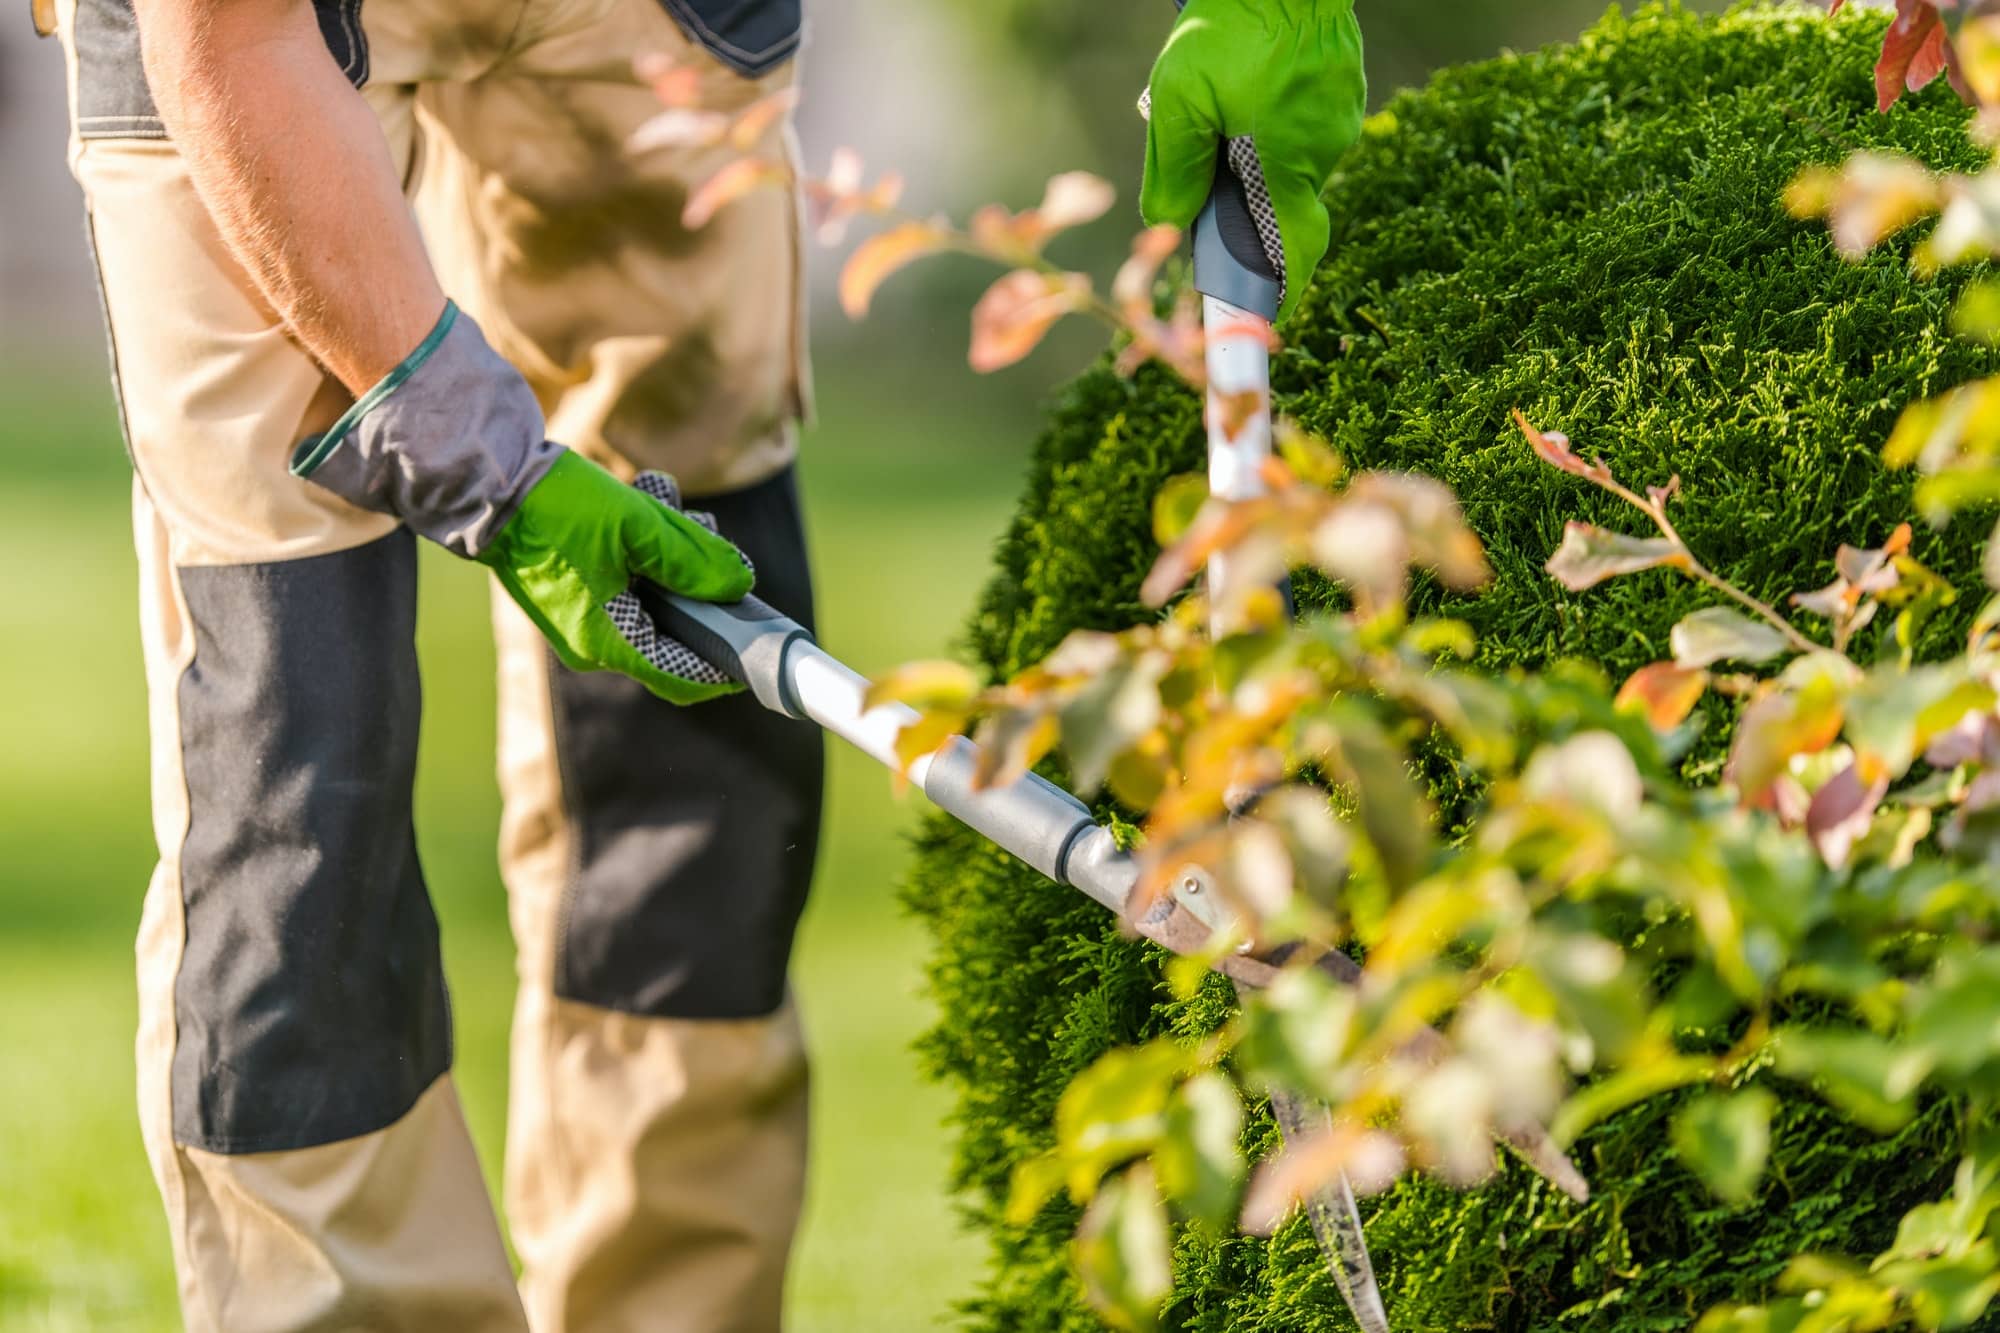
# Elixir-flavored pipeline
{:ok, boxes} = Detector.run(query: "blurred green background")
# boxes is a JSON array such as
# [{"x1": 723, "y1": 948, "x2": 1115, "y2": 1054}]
[{"x1": 0, "y1": 1, "x2": 1727, "y2": 1328}]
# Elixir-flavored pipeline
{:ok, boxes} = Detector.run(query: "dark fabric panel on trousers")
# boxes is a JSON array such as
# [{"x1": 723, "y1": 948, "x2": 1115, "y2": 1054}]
[
  {"x1": 172, "y1": 530, "x2": 450, "y2": 1154},
  {"x1": 552, "y1": 466, "x2": 823, "y2": 1020},
  {"x1": 73, "y1": 0, "x2": 367, "y2": 140},
  {"x1": 656, "y1": 0, "x2": 801, "y2": 76}
]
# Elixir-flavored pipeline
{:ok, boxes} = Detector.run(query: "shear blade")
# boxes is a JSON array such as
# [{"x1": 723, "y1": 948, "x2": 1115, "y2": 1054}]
[{"x1": 1266, "y1": 1087, "x2": 1389, "y2": 1333}]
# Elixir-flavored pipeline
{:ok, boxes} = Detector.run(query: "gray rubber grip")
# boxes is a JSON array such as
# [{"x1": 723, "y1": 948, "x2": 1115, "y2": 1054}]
[
  {"x1": 1194, "y1": 159, "x2": 1281, "y2": 321},
  {"x1": 634, "y1": 582, "x2": 811, "y2": 719}
]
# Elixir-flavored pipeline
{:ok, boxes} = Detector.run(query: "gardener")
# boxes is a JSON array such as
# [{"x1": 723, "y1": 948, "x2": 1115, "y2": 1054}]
[{"x1": 37, "y1": 0, "x2": 1362, "y2": 1326}]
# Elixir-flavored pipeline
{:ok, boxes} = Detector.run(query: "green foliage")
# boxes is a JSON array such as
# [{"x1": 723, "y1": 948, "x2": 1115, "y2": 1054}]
[{"x1": 910, "y1": 4, "x2": 2000, "y2": 1330}]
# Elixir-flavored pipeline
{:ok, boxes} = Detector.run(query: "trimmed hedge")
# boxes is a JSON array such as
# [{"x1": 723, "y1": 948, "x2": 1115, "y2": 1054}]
[{"x1": 908, "y1": 5, "x2": 2000, "y2": 1331}]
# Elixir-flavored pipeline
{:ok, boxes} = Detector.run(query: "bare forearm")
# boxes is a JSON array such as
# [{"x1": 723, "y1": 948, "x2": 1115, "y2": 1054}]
[{"x1": 137, "y1": 0, "x2": 444, "y2": 393}]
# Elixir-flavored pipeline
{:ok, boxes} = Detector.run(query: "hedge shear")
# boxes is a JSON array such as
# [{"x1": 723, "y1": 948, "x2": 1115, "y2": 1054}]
[
  {"x1": 637, "y1": 159, "x2": 1586, "y2": 1333},
  {"x1": 1188, "y1": 153, "x2": 1397, "y2": 1331}
]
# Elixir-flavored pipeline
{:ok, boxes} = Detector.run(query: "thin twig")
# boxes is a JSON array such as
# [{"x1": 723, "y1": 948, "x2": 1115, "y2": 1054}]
[{"x1": 1583, "y1": 468, "x2": 1823, "y2": 656}]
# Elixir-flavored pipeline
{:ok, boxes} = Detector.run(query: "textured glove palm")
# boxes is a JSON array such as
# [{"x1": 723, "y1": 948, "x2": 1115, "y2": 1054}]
[
  {"x1": 1140, "y1": 0, "x2": 1367, "y2": 323},
  {"x1": 477, "y1": 454, "x2": 752, "y2": 704}
]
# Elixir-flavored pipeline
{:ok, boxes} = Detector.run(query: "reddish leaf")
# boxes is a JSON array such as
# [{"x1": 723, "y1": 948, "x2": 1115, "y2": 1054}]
[
  {"x1": 967, "y1": 204, "x2": 1026, "y2": 258},
  {"x1": 1790, "y1": 580, "x2": 1850, "y2": 623},
  {"x1": 1515, "y1": 409, "x2": 1611, "y2": 485},
  {"x1": 1545, "y1": 523, "x2": 1688, "y2": 592},
  {"x1": 805, "y1": 148, "x2": 905, "y2": 246},
  {"x1": 1240, "y1": 1124, "x2": 1404, "y2": 1236},
  {"x1": 1118, "y1": 288, "x2": 1209, "y2": 386},
  {"x1": 970, "y1": 172, "x2": 1117, "y2": 262},
  {"x1": 1968, "y1": 769, "x2": 2000, "y2": 814},
  {"x1": 1616, "y1": 662, "x2": 1711, "y2": 732},
  {"x1": 1114, "y1": 226, "x2": 1183, "y2": 319},
  {"x1": 630, "y1": 84, "x2": 795, "y2": 156},
  {"x1": 683, "y1": 157, "x2": 789, "y2": 229},
  {"x1": 969, "y1": 270, "x2": 1093, "y2": 373},
  {"x1": 1210, "y1": 387, "x2": 1266, "y2": 442},
  {"x1": 1796, "y1": 522, "x2": 1915, "y2": 629},
  {"x1": 1806, "y1": 765, "x2": 1891, "y2": 870},
  {"x1": 1726, "y1": 688, "x2": 1846, "y2": 807},
  {"x1": 1206, "y1": 314, "x2": 1284, "y2": 350},
  {"x1": 1875, "y1": 0, "x2": 1950, "y2": 112},
  {"x1": 635, "y1": 51, "x2": 703, "y2": 107},
  {"x1": 840, "y1": 221, "x2": 952, "y2": 319},
  {"x1": 727, "y1": 88, "x2": 800, "y2": 151}
]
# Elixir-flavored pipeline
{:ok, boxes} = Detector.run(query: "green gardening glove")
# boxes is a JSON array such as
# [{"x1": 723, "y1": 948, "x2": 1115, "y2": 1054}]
[
  {"x1": 476, "y1": 455, "x2": 753, "y2": 705},
  {"x1": 293, "y1": 301, "x2": 753, "y2": 705},
  {"x1": 1140, "y1": 0, "x2": 1367, "y2": 324}
]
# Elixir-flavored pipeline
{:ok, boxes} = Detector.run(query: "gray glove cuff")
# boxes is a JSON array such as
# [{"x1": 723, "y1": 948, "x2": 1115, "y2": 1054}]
[{"x1": 291, "y1": 302, "x2": 562, "y2": 559}]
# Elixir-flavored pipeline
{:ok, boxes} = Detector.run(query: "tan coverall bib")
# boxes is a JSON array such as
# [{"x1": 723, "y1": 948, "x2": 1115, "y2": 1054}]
[{"x1": 45, "y1": 0, "x2": 820, "y2": 1325}]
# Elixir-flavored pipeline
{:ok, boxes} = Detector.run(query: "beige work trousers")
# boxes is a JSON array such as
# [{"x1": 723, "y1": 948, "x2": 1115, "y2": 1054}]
[{"x1": 46, "y1": 0, "x2": 821, "y2": 1326}]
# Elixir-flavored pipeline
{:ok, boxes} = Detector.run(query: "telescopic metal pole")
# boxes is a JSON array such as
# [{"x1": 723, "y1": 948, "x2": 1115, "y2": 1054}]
[
  {"x1": 1191, "y1": 160, "x2": 1393, "y2": 1333},
  {"x1": 1201, "y1": 299, "x2": 1272, "y2": 610},
  {"x1": 634, "y1": 588, "x2": 1141, "y2": 916}
]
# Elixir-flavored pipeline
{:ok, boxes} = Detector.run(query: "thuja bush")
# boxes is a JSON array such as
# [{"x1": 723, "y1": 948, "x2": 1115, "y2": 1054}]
[{"x1": 908, "y1": 5, "x2": 2000, "y2": 1330}]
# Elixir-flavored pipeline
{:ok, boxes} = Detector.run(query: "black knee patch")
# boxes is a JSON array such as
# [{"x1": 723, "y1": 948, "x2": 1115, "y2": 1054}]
[
  {"x1": 73, "y1": 0, "x2": 367, "y2": 141},
  {"x1": 172, "y1": 530, "x2": 449, "y2": 1154},
  {"x1": 655, "y1": 0, "x2": 800, "y2": 77},
  {"x1": 551, "y1": 466, "x2": 823, "y2": 1020}
]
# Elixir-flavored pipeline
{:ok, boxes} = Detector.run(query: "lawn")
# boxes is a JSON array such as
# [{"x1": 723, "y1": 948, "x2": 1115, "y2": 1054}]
[{"x1": 0, "y1": 362, "x2": 1023, "y2": 1331}]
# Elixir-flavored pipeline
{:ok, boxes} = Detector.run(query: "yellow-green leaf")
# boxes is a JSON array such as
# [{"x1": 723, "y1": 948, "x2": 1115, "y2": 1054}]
[
  {"x1": 1152, "y1": 474, "x2": 1210, "y2": 549},
  {"x1": 864, "y1": 659, "x2": 980, "y2": 712},
  {"x1": 1553, "y1": 1055, "x2": 1716, "y2": 1145},
  {"x1": 1075, "y1": 1165, "x2": 1172, "y2": 1333},
  {"x1": 1155, "y1": 1073, "x2": 1245, "y2": 1234},
  {"x1": 1673, "y1": 1089, "x2": 1775, "y2": 1206}
]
